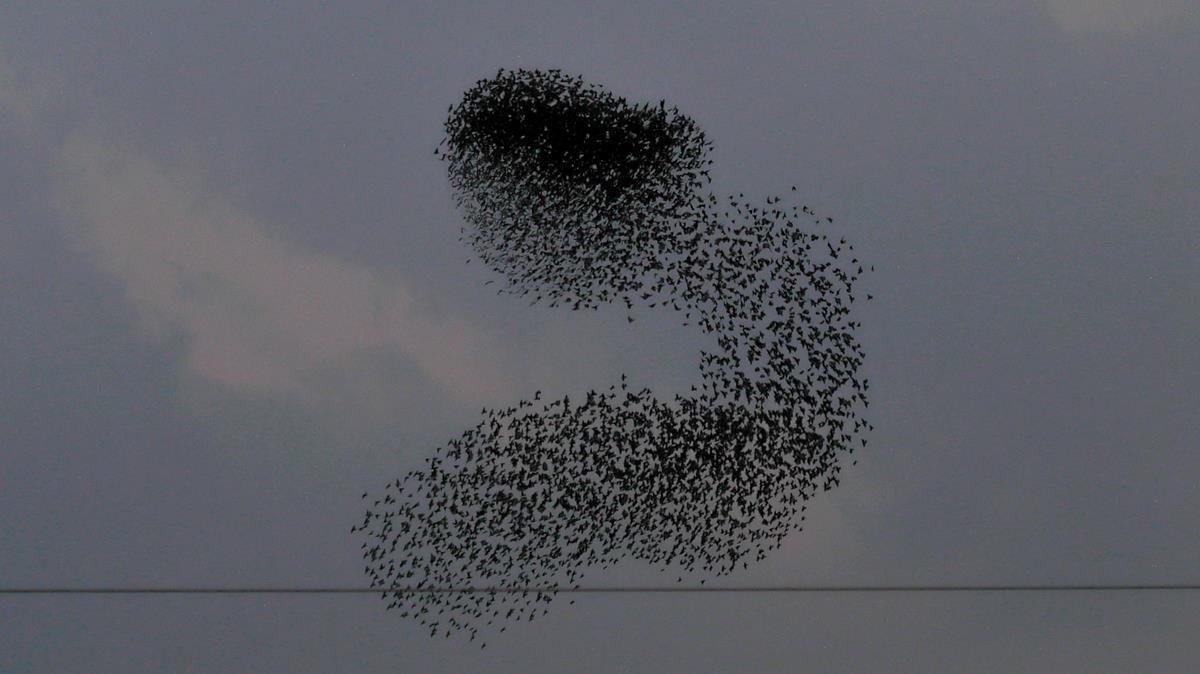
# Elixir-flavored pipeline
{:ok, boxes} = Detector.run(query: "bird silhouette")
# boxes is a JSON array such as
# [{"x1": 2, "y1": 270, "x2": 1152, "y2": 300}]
[{"x1": 354, "y1": 68, "x2": 873, "y2": 644}]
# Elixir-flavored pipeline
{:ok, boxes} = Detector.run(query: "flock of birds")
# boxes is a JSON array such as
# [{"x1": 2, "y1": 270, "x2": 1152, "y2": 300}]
[{"x1": 354, "y1": 68, "x2": 872, "y2": 643}]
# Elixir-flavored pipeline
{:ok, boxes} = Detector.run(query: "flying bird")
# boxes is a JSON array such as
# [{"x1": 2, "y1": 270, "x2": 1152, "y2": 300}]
[{"x1": 355, "y1": 68, "x2": 873, "y2": 644}]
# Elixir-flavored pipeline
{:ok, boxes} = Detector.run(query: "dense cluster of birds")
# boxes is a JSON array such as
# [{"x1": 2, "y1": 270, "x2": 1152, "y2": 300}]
[{"x1": 354, "y1": 68, "x2": 872, "y2": 643}]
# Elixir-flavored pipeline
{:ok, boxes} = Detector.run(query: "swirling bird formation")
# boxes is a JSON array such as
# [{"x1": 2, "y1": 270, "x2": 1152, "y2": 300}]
[{"x1": 354, "y1": 68, "x2": 872, "y2": 642}]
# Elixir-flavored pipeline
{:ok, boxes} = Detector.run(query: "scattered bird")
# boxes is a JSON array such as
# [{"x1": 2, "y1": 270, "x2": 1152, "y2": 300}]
[{"x1": 355, "y1": 68, "x2": 873, "y2": 645}]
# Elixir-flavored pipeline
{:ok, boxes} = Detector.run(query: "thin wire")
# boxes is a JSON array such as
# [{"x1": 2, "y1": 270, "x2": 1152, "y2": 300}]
[{"x1": 4, "y1": 584, "x2": 1200, "y2": 595}]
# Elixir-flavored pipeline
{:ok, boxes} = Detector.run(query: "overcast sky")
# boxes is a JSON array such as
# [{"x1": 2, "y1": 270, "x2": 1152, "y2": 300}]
[{"x1": 1, "y1": 1, "x2": 1197, "y2": 672}]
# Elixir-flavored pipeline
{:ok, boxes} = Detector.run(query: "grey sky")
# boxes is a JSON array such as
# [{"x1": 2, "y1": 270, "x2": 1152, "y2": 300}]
[{"x1": 1, "y1": 1, "x2": 1197, "y2": 671}]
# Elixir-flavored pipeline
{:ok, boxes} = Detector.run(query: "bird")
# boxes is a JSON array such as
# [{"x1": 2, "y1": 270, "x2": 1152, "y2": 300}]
[{"x1": 354, "y1": 67, "x2": 873, "y2": 645}]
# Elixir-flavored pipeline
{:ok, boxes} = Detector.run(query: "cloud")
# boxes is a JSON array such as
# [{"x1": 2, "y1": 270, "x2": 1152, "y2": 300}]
[
  {"x1": 47, "y1": 134, "x2": 515, "y2": 411},
  {"x1": 1045, "y1": 0, "x2": 1200, "y2": 33},
  {"x1": 1, "y1": 43, "x2": 515, "y2": 427}
]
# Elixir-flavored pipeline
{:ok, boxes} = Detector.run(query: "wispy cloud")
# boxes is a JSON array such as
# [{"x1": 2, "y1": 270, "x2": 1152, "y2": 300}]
[
  {"x1": 50, "y1": 135, "x2": 514, "y2": 409},
  {"x1": 2, "y1": 48, "x2": 514, "y2": 417},
  {"x1": 1046, "y1": 0, "x2": 1199, "y2": 34}
]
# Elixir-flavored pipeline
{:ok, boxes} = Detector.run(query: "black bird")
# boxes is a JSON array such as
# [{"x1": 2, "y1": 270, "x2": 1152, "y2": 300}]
[{"x1": 354, "y1": 67, "x2": 872, "y2": 645}]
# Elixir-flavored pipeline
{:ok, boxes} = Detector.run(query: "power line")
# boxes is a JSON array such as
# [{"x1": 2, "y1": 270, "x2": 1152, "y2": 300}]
[{"x1": 4, "y1": 584, "x2": 1200, "y2": 595}]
